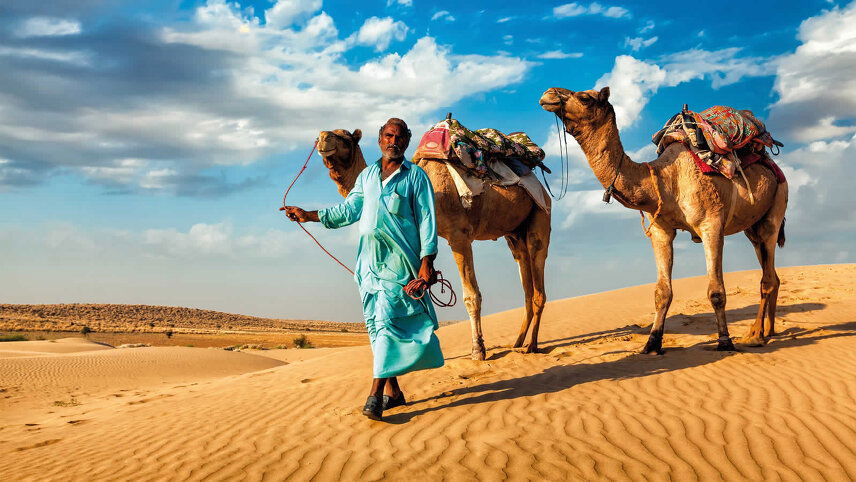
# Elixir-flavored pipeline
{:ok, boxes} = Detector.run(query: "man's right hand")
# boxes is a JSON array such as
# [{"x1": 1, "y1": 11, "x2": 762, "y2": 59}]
[{"x1": 280, "y1": 206, "x2": 319, "y2": 223}]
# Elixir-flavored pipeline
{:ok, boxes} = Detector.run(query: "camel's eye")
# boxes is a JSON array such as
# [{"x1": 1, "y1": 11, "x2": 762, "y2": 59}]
[{"x1": 577, "y1": 94, "x2": 595, "y2": 104}]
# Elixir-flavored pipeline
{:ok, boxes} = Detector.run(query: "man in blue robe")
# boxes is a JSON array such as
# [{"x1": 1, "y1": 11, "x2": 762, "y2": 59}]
[{"x1": 283, "y1": 118, "x2": 444, "y2": 420}]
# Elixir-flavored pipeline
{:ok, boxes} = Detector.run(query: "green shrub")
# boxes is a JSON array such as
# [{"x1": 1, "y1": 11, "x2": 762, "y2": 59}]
[
  {"x1": 80, "y1": 326, "x2": 92, "y2": 335},
  {"x1": 0, "y1": 334, "x2": 27, "y2": 342},
  {"x1": 292, "y1": 334, "x2": 313, "y2": 349}
]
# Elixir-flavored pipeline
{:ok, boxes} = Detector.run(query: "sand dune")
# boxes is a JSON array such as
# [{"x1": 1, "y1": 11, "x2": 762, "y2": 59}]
[{"x1": 1, "y1": 264, "x2": 854, "y2": 480}]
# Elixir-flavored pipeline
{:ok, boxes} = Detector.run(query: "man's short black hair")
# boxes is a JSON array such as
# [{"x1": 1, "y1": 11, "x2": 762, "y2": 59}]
[{"x1": 379, "y1": 118, "x2": 412, "y2": 141}]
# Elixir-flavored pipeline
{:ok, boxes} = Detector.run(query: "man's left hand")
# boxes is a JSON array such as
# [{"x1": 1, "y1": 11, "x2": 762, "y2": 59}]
[{"x1": 404, "y1": 256, "x2": 436, "y2": 297}]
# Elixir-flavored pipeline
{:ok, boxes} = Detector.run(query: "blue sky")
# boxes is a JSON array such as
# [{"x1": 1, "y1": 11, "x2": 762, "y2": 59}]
[{"x1": 1, "y1": 0, "x2": 854, "y2": 323}]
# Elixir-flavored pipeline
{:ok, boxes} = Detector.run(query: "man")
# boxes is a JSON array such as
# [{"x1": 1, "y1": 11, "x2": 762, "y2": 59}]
[{"x1": 282, "y1": 118, "x2": 444, "y2": 421}]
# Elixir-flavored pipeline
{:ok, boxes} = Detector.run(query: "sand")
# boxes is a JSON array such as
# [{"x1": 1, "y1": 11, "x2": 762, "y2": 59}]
[{"x1": 1, "y1": 264, "x2": 854, "y2": 480}]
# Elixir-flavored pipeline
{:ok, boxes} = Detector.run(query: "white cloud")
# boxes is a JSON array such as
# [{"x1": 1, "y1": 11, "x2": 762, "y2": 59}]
[
  {"x1": 387, "y1": 0, "x2": 413, "y2": 6},
  {"x1": 265, "y1": 0, "x2": 322, "y2": 28},
  {"x1": 81, "y1": 159, "x2": 147, "y2": 185},
  {"x1": 553, "y1": 2, "x2": 630, "y2": 19},
  {"x1": 555, "y1": 189, "x2": 637, "y2": 228},
  {"x1": 1, "y1": 0, "x2": 531, "y2": 192},
  {"x1": 497, "y1": 16, "x2": 514, "y2": 23},
  {"x1": 351, "y1": 16, "x2": 408, "y2": 52},
  {"x1": 537, "y1": 50, "x2": 583, "y2": 59},
  {"x1": 0, "y1": 46, "x2": 91, "y2": 66},
  {"x1": 553, "y1": 3, "x2": 587, "y2": 17},
  {"x1": 595, "y1": 48, "x2": 774, "y2": 128},
  {"x1": 431, "y1": 10, "x2": 455, "y2": 22},
  {"x1": 15, "y1": 17, "x2": 81, "y2": 37},
  {"x1": 624, "y1": 36, "x2": 657, "y2": 51},
  {"x1": 639, "y1": 20, "x2": 655, "y2": 33},
  {"x1": 767, "y1": 1, "x2": 856, "y2": 142},
  {"x1": 503, "y1": 34, "x2": 514, "y2": 45}
]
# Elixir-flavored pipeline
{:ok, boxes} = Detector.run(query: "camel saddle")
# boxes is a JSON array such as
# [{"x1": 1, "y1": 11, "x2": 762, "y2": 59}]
[
  {"x1": 652, "y1": 105, "x2": 784, "y2": 180},
  {"x1": 413, "y1": 118, "x2": 549, "y2": 180},
  {"x1": 413, "y1": 117, "x2": 551, "y2": 213}
]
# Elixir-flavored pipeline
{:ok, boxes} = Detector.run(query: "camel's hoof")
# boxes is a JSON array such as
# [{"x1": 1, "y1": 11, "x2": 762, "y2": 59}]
[
  {"x1": 471, "y1": 347, "x2": 486, "y2": 361},
  {"x1": 640, "y1": 336, "x2": 664, "y2": 355},
  {"x1": 717, "y1": 338, "x2": 737, "y2": 351},
  {"x1": 523, "y1": 344, "x2": 539, "y2": 354},
  {"x1": 738, "y1": 336, "x2": 766, "y2": 347}
]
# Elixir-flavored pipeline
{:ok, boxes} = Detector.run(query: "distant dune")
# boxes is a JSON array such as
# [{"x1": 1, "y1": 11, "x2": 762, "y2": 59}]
[
  {"x1": 0, "y1": 303, "x2": 366, "y2": 334},
  {"x1": 1, "y1": 264, "x2": 854, "y2": 480}
]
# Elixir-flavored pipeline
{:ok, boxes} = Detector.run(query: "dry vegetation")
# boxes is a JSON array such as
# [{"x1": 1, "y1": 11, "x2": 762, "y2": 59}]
[
  {"x1": 0, "y1": 303, "x2": 372, "y2": 348},
  {"x1": 0, "y1": 303, "x2": 366, "y2": 334}
]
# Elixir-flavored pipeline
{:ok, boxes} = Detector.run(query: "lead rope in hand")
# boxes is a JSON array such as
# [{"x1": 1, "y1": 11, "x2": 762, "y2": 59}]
[
  {"x1": 283, "y1": 139, "x2": 456, "y2": 306},
  {"x1": 282, "y1": 139, "x2": 355, "y2": 276},
  {"x1": 408, "y1": 271, "x2": 457, "y2": 307}
]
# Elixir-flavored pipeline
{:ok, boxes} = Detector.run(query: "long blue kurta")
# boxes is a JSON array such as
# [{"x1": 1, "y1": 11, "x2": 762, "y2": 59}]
[{"x1": 318, "y1": 160, "x2": 444, "y2": 378}]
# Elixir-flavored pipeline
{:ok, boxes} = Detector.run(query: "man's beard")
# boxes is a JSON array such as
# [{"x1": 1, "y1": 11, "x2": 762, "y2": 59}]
[{"x1": 382, "y1": 145, "x2": 404, "y2": 161}]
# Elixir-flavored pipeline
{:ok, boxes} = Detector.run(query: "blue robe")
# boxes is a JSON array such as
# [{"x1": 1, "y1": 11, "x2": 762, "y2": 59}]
[{"x1": 319, "y1": 160, "x2": 444, "y2": 378}]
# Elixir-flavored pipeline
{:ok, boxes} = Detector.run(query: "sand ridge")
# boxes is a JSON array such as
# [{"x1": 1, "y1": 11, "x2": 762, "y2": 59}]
[{"x1": 0, "y1": 264, "x2": 854, "y2": 480}]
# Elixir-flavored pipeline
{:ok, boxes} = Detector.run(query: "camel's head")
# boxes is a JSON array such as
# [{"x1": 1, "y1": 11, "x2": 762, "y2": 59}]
[
  {"x1": 539, "y1": 87, "x2": 613, "y2": 136},
  {"x1": 317, "y1": 128, "x2": 362, "y2": 174}
]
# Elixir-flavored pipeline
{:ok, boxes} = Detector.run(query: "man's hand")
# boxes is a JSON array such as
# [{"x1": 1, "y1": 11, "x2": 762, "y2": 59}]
[
  {"x1": 404, "y1": 256, "x2": 436, "y2": 297},
  {"x1": 280, "y1": 206, "x2": 319, "y2": 223}
]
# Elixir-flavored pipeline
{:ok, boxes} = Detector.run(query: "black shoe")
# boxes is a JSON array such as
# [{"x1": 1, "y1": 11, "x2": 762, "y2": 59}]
[
  {"x1": 382, "y1": 393, "x2": 406, "y2": 411},
  {"x1": 362, "y1": 396, "x2": 382, "y2": 420}
]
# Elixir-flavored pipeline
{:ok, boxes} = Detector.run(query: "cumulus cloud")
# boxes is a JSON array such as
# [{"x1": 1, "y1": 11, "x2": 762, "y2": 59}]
[
  {"x1": 14, "y1": 16, "x2": 82, "y2": 37},
  {"x1": 265, "y1": 0, "x2": 321, "y2": 28},
  {"x1": 555, "y1": 189, "x2": 637, "y2": 228},
  {"x1": 624, "y1": 36, "x2": 657, "y2": 51},
  {"x1": 595, "y1": 48, "x2": 774, "y2": 128},
  {"x1": 0, "y1": 0, "x2": 531, "y2": 194},
  {"x1": 767, "y1": 1, "x2": 856, "y2": 142},
  {"x1": 350, "y1": 16, "x2": 408, "y2": 52},
  {"x1": 387, "y1": 0, "x2": 413, "y2": 6},
  {"x1": 431, "y1": 10, "x2": 455, "y2": 22},
  {"x1": 537, "y1": 50, "x2": 583, "y2": 59},
  {"x1": 553, "y1": 2, "x2": 630, "y2": 19}
]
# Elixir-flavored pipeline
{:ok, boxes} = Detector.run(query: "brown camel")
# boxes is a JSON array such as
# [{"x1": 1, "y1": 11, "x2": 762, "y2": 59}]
[
  {"x1": 316, "y1": 128, "x2": 551, "y2": 359},
  {"x1": 540, "y1": 87, "x2": 788, "y2": 353}
]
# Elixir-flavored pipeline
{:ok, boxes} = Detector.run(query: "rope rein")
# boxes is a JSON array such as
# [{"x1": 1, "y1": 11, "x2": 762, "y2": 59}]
[
  {"x1": 639, "y1": 162, "x2": 663, "y2": 237},
  {"x1": 282, "y1": 138, "x2": 456, "y2": 307},
  {"x1": 281, "y1": 140, "x2": 357, "y2": 276}
]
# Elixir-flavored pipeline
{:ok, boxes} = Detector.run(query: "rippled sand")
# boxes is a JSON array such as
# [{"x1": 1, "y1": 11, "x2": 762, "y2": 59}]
[{"x1": 1, "y1": 264, "x2": 854, "y2": 480}]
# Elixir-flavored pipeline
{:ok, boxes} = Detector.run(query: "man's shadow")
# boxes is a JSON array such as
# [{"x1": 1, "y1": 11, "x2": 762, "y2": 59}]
[{"x1": 384, "y1": 315, "x2": 853, "y2": 424}]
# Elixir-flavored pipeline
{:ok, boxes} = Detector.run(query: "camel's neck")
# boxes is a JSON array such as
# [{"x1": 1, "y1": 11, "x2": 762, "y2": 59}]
[
  {"x1": 330, "y1": 147, "x2": 368, "y2": 197},
  {"x1": 571, "y1": 112, "x2": 656, "y2": 211}
]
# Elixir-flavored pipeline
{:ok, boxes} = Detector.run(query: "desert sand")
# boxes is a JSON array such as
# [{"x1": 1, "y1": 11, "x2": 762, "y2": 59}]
[{"x1": 1, "y1": 264, "x2": 854, "y2": 480}]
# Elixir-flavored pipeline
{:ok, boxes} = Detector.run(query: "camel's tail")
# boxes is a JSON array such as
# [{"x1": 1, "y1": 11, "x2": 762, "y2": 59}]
[{"x1": 777, "y1": 217, "x2": 786, "y2": 248}]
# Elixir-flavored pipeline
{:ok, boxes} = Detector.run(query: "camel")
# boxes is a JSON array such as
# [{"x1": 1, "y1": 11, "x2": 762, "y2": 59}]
[
  {"x1": 316, "y1": 128, "x2": 551, "y2": 359},
  {"x1": 540, "y1": 87, "x2": 788, "y2": 353}
]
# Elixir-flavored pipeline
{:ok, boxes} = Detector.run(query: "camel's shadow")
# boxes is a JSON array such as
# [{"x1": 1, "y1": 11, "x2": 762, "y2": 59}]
[
  {"x1": 528, "y1": 301, "x2": 827, "y2": 355},
  {"x1": 384, "y1": 316, "x2": 853, "y2": 425}
]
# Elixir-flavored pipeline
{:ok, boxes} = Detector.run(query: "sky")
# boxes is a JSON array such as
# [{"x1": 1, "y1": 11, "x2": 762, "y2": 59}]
[{"x1": 1, "y1": 0, "x2": 854, "y2": 323}]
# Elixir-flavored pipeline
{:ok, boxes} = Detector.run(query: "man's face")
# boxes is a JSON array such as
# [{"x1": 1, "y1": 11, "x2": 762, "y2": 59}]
[{"x1": 379, "y1": 124, "x2": 409, "y2": 160}]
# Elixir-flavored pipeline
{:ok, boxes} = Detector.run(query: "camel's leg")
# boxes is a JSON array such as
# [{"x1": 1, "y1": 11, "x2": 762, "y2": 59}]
[
  {"x1": 522, "y1": 207, "x2": 550, "y2": 354},
  {"x1": 641, "y1": 224, "x2": 676, "y2": 355},
  {"x1": 700, "y1": 227, "x2": 736, "y2": 351},
  {"x1": 449, "y1": 237, "x2": 486, "y2": 360},
  {"x1": 505, "y1": 234, "x2": 534, "y2": 349},
  {"x1": 741, "y1": 184, "x2": 787, "y2": 345}
]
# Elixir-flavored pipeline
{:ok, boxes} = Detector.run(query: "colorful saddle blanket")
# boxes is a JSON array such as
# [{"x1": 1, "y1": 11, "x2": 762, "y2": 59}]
[
  {"x1": 413, "y1": 119, "x2": 546, "y2": 178},
  {"x1": 653, "y1": 105, "x2": 783, "y2": 179}
]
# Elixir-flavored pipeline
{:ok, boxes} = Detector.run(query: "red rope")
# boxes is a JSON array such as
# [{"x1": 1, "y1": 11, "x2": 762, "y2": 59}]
[{"x1": 282, "y1": 139, "x2": 455, "y2": 307}]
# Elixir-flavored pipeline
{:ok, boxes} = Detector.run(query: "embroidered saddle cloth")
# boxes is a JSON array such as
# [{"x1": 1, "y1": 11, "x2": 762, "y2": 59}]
[
  {"x1": 413, "y1": 118, "x2": 548, "y2": 179},
  {"x1": 652, "y1": 105, "x2": 784, "y2": 179}
]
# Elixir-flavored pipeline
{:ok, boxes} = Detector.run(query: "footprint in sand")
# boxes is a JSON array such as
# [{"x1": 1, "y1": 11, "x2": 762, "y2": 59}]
[{"x1": 16, "y1": 438, "x2": 62, "y2": 451}]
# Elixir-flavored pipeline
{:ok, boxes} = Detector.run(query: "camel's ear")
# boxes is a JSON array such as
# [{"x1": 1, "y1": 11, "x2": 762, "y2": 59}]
[
  {"x1": 598, "y1": 86, "x2": 610, "y2": 103},
  {"x1": 352, "y1": 129, "x2": 362, "y2": 144}
]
